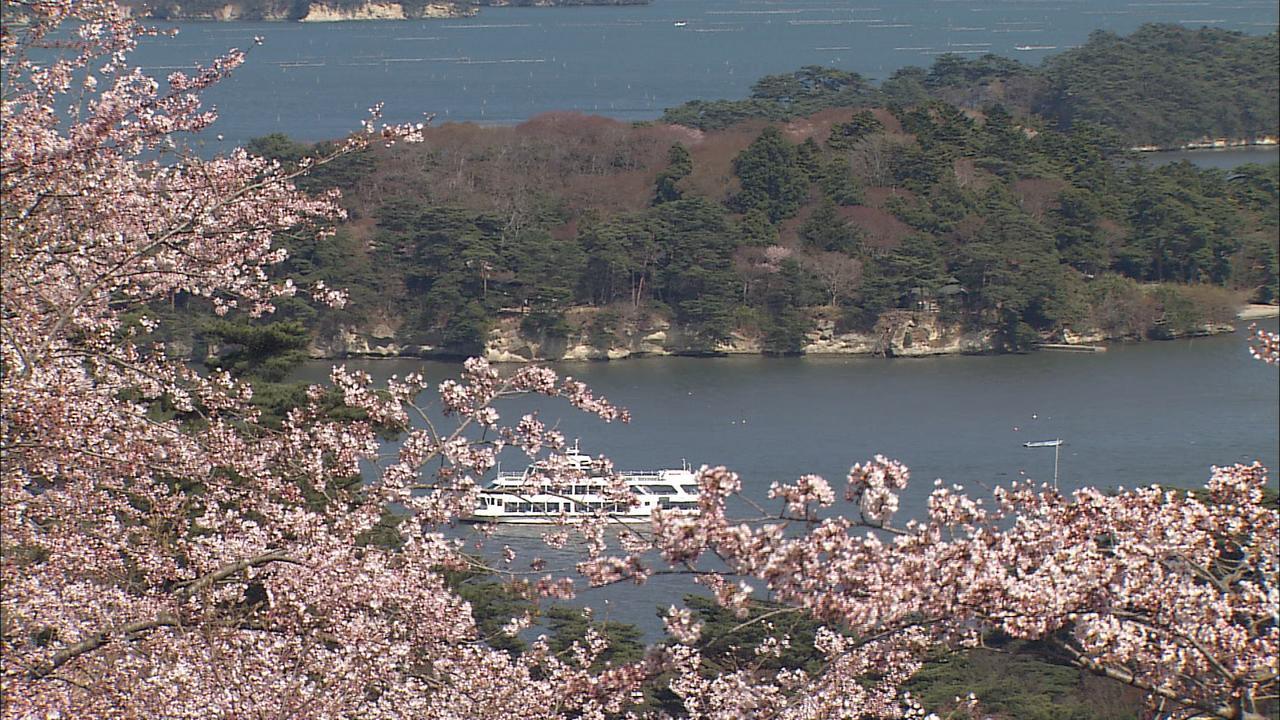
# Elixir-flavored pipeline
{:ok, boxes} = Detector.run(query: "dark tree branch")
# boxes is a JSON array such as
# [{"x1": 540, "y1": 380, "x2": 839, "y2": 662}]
[{"x1": 30, "y1": 550, "x2": 305, "y2": 679}]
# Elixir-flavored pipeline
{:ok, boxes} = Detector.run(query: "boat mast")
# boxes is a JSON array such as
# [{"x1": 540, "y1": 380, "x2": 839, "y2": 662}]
[{"x1": 1053, "y1": 439, "x2": 1060, "y2": 491}]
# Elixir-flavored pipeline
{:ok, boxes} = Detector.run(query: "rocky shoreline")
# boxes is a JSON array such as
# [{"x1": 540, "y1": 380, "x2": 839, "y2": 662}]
[
  {"x1": 300, "y1": 306, "x2": 1268, "y2": 364},
  {"x1": 1130, "y1": 136, "x2": 1279, "y2": 152}
]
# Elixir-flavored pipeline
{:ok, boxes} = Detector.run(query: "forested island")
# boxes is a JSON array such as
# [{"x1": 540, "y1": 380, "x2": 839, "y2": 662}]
[
  {"x1": 663, "y1": 24, "x2": 1279, "y2": 148},
  {"x1": 166, "y1": 25, "x2": 1278, "y2": 370}
]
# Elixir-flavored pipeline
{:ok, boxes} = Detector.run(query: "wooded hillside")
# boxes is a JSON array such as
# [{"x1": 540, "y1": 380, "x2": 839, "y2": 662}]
[
  {"x1": 233, "y1": 96, "x2": 1275, "y2": 359},
  {"x1": 664, "y1": 26, "x2": 1279, "y2": 148}
]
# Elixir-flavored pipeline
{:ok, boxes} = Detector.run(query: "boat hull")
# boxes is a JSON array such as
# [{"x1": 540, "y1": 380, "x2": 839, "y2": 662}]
[
  {"x1": 472, "y1": 442, "x2": 700, "y2": 524},
  {"x1": 463, "y1": 513, "x2": 656, "y2": 525}
]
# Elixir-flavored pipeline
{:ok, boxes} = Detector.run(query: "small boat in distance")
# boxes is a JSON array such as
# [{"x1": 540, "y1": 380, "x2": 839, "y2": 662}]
[
  {"x1": 673, "y1": 20, "x2": 688, "y2": 27},
  {"x1": 1014, "y1": 44, "x2": 1058, "y2": 51},
  {"x1": 1023, "y1": 438, "x2": 1064, "y2": 488},
  {"x1": 470, "y1": 441, "x2": 700, "y2": 524}
]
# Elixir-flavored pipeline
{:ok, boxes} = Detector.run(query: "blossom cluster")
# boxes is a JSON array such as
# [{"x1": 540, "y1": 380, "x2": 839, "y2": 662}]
[{"x1": 1, "y1": 4, "x2": 647, "y2": 717}]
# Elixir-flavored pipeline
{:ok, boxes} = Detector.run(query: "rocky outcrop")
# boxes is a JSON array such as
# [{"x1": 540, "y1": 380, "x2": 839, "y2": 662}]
[
  {"x1": 136, "y1": 0, "x2": 291, "y2": 20},
  {"x1": 301, "y1": 2, "x2": 404, "y2": 21},
  {"x1": 312, "y1": 309, "x2": 997, "y2": 363},
  {"x1": 300, "y1": 1, "x2": 474, "y2": 21},
  {"x1": 307, "y1": 304, "x2": 1254, "y2": 364},
  {"x1": 803, "y1": 310, "x2": 995, "y2": 357},
  {"x1": 311, "y1": 323, "x2": 406, "y2": 357},
  {"x1": 478, "y1": 0, "x2": 648, "y2": 5},
  {"x1": 484, "y1": 315, "x2": 677, "y2": 363},
  {"x1": 142, "y1": 1, "x2": 289, "y2": 20},
  {"x1": 1131, "y1": 136, "x2": 1279, "y2": 152}
]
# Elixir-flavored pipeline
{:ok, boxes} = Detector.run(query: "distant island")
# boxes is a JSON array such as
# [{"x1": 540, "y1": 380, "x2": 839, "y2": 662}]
[
  {"x1": 119, "y1": 0, "x2": 648, "y2": 22},
  {"x1": 661, "y1": 24, "x2": 1279, "y2": 150}
]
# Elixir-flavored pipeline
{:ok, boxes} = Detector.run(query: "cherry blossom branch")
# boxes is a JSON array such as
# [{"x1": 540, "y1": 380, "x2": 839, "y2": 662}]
[
  {"x1": 173, "y1": 550, "x2": 306, "y2": 598},
  {"x1": 30, "y1": 551, "x2": 305, "y2": 680},
  {"x1": 1059, "y1": 641, "x2": 1264, "y2": 720},
  {"x1": 31, "y1": 614, "x2": 181, "y2": 679}
]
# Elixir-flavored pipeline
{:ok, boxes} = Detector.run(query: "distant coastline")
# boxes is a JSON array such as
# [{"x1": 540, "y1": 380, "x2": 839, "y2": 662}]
[
  {"x1": 1239, "y1": 304, "x2": 1280, "y2": 321},
  {"x1": 115, "y1": 0, "x2": 648, "y2": 22},
  {"x1": 1131, "y1": 136, "x2": 1279, "y2": 153},
  {"x1": 291, "y1": 305, "x2": 1274, "y2": 364}
]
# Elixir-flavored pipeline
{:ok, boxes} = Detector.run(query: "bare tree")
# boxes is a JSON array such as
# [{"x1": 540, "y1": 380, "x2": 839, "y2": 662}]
[
  {"x1": 850, "y1": 134, "x2": 911, "y2": 187},
  {"x1": 802, "y1": 251, "x2": 864, "y2": 307}
]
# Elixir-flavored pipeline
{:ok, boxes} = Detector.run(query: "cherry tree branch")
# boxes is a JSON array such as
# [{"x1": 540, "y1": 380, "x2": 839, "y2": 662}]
[
  {"x1": 30, "y1": 550, "x2": 305, "y2": 679},
  {"x1": 1059, "y1": 640, "x2": 1264, "y2": 720}
]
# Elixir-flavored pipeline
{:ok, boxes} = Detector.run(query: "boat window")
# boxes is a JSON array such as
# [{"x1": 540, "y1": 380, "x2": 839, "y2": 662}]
[{"x1": 638, "y1": 484, "x2": 677, "y2": 495}]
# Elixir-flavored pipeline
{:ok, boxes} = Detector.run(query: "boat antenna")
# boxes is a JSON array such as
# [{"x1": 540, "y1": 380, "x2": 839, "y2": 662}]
[{"x1": 1053, "y1": 438, "x2": 1060, "y2": 491}]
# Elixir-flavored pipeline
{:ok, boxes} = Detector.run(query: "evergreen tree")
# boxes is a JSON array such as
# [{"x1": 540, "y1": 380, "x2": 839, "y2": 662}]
[
  {"x1": 736, "y1": 207, "x2": 779, "y2": 246},
  {"x1": 731, "y1": 127, "x2": 809, "y2": 222},
  {"x1": 800, "y1": 198, "x2": 860, "y2": 254},
  {"x1": 652, "y1": 143, "x2": 692, "y2": 205},
  {"x1": 827, "y1": 110, "x2": 885, "y2": 151}
]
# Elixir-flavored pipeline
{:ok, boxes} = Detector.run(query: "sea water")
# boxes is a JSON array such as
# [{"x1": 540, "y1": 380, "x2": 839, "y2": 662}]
[
  {"x1": 123, "y1": 0, "x2": 1280, "y2": 149},
  {"x1": 289, "y1": 321, "x2": 1280, "y2": 636}
]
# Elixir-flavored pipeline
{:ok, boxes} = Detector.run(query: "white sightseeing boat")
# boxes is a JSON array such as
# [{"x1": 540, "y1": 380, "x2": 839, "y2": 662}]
[{"x1": 470, "y1": 441, "x2": 700, "y2": 524}]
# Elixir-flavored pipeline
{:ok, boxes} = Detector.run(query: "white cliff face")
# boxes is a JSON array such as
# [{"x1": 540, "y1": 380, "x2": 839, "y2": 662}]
[
  {"x1": 211, "y1": 3, "x2": 242, "y2": 20},
  {"x1": 310, "y1": 305, "x2": 1243, "y2": 361},
  {"x1": 312, "y1": 309, "x2": 998, "y2": 362},
  {"x1": 478, "y1": 310, "x2": 994, "y2": 362},
  {"x1": 309, "y1": 303, "x2": 1248, "y2": 364},
  {"x1": 483, "y1": 316, "x2": 679, "y2": 363},
  {"x1": 802, "y1": 311, "x2": 994, "y2": 358},
  {"x1": 299, "y1": 1, "x2": 471, "y2": 20},
  {"x1": 300, "y1": 2, "x2": 405, "y2": 21}
]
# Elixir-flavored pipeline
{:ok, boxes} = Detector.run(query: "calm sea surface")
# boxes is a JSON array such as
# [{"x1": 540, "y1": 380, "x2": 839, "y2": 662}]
[
  {"x1": 290, "y1": 321, "x2": 1280, "y2": 636},
  {"x1": 131, "y1": 0, "x2": 1279, "y2": 149},
  {"x1": 1142, "y1": 146, "x2": 1280, "y2": 169}
]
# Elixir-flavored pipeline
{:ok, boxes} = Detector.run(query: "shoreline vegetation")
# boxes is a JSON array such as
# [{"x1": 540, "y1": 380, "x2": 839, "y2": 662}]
[
  {"x1": 297, "y1": 303, "x2": 1269, "y2": 364},
  {"x1": 140, "y1": 24, "x2": 1277, "y2": 371},
  {"x1": 1131, "y1": 137, "x2": 1278, "y2": 153}
]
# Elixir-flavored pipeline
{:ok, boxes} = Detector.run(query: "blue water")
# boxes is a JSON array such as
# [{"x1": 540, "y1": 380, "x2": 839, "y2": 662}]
[
  {"x1": 1143, "y1": 146, "x2": 1280, "y2": 169},
  {"x1": 291, "y1": 321, "x2": 1280, "y2": 637},
  {"x1": 125, "y1": 0, "x2": 1279, "y2": 149}
]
